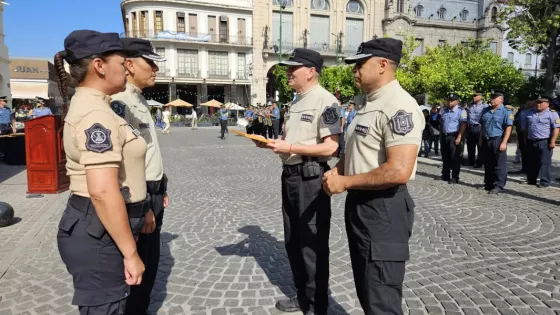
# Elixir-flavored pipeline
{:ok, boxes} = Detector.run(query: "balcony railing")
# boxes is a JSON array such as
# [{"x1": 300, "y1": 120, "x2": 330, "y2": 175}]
[
  {"x1": 177, "y1": 69, "x2": 200, "y2": 78},
  {"x1": 208, "y1": 70, "x2": 230, "y2": 79},
  {"x1": 122, "y1": 30, "x2": 253, "y2": 46},
  {"x1": 237, "y1": 71, "x2": 249, "y2": 80},
  {"x1": 266, "y1": 40, "x2": 360, "y2": 55}
]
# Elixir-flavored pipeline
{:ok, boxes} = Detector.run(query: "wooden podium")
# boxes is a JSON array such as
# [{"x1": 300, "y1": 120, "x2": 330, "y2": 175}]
[{"x1": 24, "y1": 115, "x2": 69, "y2": 194}]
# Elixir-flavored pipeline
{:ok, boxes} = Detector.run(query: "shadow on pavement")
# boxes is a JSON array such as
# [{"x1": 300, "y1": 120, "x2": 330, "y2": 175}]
[
  {"x1": 0, "y1": 163, "x2": 26, "y2": 184},
  {"x1": 148, "y1": 232, "x2": 178, "y2": 314},
  {"x1": 216, "y1": 225, "x2": 350, "y2": 315}
]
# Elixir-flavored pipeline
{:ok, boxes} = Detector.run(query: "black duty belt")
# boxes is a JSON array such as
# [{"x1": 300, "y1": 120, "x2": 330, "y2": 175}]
[
  {"x1": 348, "y1": 184, "x2": 407, "y2": 197},
  {"x1": 69, "y1": 195, "x2": 150, "y2": 218},
  {"x1": 443, "y1": 132, "x2": 459, "y2": 137},
  {"x1": 282, "y1": 162, "x2": 329, "y2": 176},
  {"x1": 528, "y1": 138, "x2": 548, "y2": 142},
  {"x1": 146, "y1": 173, "x2": 167, "y2": 195}
]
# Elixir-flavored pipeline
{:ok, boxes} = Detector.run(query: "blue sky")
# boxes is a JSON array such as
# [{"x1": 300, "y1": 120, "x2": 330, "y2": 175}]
[{"x1": 5, "y1": 0, "x2": 124, "y2": 58}]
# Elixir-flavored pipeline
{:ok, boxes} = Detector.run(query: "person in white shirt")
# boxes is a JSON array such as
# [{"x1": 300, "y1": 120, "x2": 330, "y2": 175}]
[
  {"x1": 191, "y1": 109, "x2": 198, "y2": 130},
  {"x1": 162, "y1": 106, "x2": 171, "y2": 134}
]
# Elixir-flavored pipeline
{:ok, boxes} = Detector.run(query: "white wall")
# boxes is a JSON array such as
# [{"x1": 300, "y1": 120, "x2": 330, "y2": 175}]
[{"x1": 501, "y1": 35, "x2": 544, "y2": 78}]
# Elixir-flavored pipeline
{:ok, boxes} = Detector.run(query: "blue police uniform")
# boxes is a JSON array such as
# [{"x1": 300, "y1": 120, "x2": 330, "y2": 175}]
[
  {"x1": 467, "y1": 101, "x2": 488, "y2": 166},
  {"x1": 479, "y1": 103, "x2": 514, "y2": 192},
  {"x1": 219, "y1": 108, "x2": 229, "y2": 139},
  {"x1": 524, "y1": 108, "x2": 560, "y2": 187},
  {"x1": 0, "y1": 107, "x2": 13, "y2": 134},
  {"x1": 440, "y1": 105, "x2": 467, "y2": 182},
  {"x1": 271, "y1": 106, "x2": 281, "y2": 139},
  {"x1": 32, "y1": 107, "x2": 53, "y2": 118},
  {"x1": 512, "y1": 107, "x2": 533, "y2": 174}
]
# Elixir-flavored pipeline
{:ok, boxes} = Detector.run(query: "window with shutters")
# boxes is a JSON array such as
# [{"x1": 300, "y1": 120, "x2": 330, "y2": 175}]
[
  {"x1": 344, "y1": 18, "x2": 363, "y2": 52},
  {"x1": 414, "y1": 5, "x2": 423, "y2": 17},
  {"x1": 237, "y1": 53, "x2": 247, "y2": 79},
  {"x1": 189, "y1": 14, "x2": 198, "y2": 35},
  {"x1": 208, "y1": 51, "x2": 229, "y2": 78},
  {"x1": 310, "y1": 0, "x2": 329, "y2": 11},
  {"x1": 346, "y1": 0, "x2": 364, "y2": 14},
  {"x1": 272, "y1": 12, "x2": 294, "y2": 50},
  {"x1": 154, "y1": 11, "x2": 164, "y2": 34},
  {"x1": 155, "y1": 48, "x2": 167, "y2": 75},
  {"x1": 140, "y1": 11, "x2": 148, "y2": 37},
  {"x1": 396, "y1": 0, "x2": 404, "y2": 13},
  {"x1": 310, "y1": 15, "x2": 330, "y2": 51},
  {"x1": 177, "y1": 13, "x2": 185, "y2": 33},
  {"x1": 177, "y1": 49, "x2": 198, "y2": 77}
]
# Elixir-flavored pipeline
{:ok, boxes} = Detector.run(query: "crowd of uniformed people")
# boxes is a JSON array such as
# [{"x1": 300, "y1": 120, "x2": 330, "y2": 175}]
[{"x1": 0, "y1": 26, "x2": 549, "y2": 315}]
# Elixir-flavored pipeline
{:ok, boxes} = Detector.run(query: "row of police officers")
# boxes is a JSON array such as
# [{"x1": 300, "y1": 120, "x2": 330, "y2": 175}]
[
  {"x1": 54, "y1": 30, "x2": 169, "y2": 314},
  {"x1": 254, "y1": 38, "x2": 423, "y2": 315}
]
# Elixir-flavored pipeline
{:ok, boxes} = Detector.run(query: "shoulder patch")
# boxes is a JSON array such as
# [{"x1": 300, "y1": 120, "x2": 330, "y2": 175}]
[
  {"x1": 84, "y1": 123, "x2": 112, "y2": 153},
  {"x1": 509, "y1": 114, "x2": 514, "y2": 120},
  {"x1": 461, "y1": 111, "x2": 468, "y2": 119},
  {"x1": 556, "y1": 119, "x2": 560, "y2": 124},
  {"x1": 391, "y1": 110, "x2": 415, "y2": 135},
  {"x1": 322, "y1": 107, "x2": 339, "y2": 125},
  {"x1": 111, "y1": 101, "x2": 125, "y2": 118}
]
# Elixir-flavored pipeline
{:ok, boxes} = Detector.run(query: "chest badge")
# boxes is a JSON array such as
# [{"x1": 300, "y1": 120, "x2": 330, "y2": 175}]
[
  {"x1": 355, "y1": 124, "x2": 369, "y2": 136},
  {"x1": 391, "y1": 110, "x2": 414, "y2": 135},
  {"x1": 301, "y1": 114, "x2": 313, "y2": 122}
]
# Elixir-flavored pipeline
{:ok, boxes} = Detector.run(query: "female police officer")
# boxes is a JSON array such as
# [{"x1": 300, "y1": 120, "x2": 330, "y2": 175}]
[{"x1": 54, "y1": 30, "x2": 150, "y2": 314}]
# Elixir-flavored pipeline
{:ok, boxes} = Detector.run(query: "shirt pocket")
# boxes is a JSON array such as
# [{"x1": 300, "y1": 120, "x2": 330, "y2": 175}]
[{"x1": 288, "y1": 108, "x2": 318, "y2": 135}]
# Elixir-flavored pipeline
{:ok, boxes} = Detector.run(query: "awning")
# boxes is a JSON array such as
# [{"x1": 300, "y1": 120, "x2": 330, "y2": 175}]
[{"x1": 10, "y1": 82, "x2": 49, "y2": 99}]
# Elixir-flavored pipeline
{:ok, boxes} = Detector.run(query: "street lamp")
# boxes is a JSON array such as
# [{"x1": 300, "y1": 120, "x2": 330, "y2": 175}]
[{"x1": 279, "y1": 0, "x2": 287, "y2": 62}]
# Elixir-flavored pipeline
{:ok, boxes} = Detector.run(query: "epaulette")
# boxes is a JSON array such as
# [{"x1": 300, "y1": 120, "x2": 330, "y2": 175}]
[
  {"x1": 552, "y1": 109, "x2": 556, "y2": 112},
  {"x1": 505, "y1": 105, "x2": 514, "y2": 110}
]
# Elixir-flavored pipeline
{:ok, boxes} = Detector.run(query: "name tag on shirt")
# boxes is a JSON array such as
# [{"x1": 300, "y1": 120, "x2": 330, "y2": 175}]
[
  {"x1": 139, "y1": 123, "x2": 149, "y2": 129},
  {"x1": 301, "y1": 114, "x2": 313, "y2": 122},
  {"x1": 355, "y1": 124, "x2": 369, "y2": 136},
  {"x1": 129, "y1": 124, "x2": 141, "y2": 137}
]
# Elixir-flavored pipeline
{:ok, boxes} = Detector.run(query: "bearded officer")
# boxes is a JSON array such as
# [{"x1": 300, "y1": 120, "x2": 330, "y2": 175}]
[
  {"x1": 111, "y1": 38, "x2": 169, "y2": 315},
  {"x1": 253, "y1": 48, "x2": 340, "y2": 315},
  {"x1": 323, "y1": 38, "x2": 423, "y2": 315}
]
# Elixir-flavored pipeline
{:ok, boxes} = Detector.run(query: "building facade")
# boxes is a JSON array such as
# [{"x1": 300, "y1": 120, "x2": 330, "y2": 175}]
[
  {"x1": 501, "y1": 33, "x2": 545, "y2": 79},
  {"x1": 120, "y1": 0, "x2": 254, "y2": 111},
  {"x1": 251, "y1": 0, "x2": 506, "y2": 104},
  {"x1": 0, "y1": 3, "x2": 10, "y2": 108}
]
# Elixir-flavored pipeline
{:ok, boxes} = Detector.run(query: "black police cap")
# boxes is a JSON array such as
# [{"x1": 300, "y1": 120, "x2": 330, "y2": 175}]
[
  {"x1": 0, "y1": 96, "x2": 7, "y2": 101},
  {"x1": 60, "y1": 30, "x2": 135, "y2": 64},
  {"x1": 448, "y1": 93, "x2": 460, "y2": 101},
  {"x1": 490, "y1": 89, "x2": 505, "y2": 99},
  {"x1": 537, "y1": 95, "x2": 553, "y2": 103},
  {"x1": 279, "y1": 48, "x2": 324, "y2": 73},
  {"x1": 345, "y1": 38, "x2": 403, "y2": 64},
  {"x1": 121, "y1": 38, "x2": 166, "y2": 62}
]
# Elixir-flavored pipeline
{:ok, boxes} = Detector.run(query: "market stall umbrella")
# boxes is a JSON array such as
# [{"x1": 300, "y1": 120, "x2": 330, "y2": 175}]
[
  {"x1": 147, "y1": 99, "x2": 164, "y2": 107},
  {"x1": 225, "y1": 102, "x2": 246, "y2": 110},
  {"x1": 167, "y1": 99, "x2": 193, "y2": 107},
  {"x1": 201, "y1": 99, "x2": 223, "y2": 108}
]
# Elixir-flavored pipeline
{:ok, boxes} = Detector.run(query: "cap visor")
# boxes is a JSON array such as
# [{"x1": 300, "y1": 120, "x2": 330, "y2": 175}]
[
  {"x1": 279, "y1": 60, "x2": 305, "y2": 66},
  {"x1": 344, "y1": 54, "x2": 373, "y2": 64},
  {"x1": 142, "y1": 53, "x2": 167, "y2": 62}
]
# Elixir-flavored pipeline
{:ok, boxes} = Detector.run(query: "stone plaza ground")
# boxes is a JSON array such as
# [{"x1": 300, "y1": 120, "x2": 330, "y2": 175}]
[{"x1": 0, "y1": 127, "x2": 559, "y2": 315}]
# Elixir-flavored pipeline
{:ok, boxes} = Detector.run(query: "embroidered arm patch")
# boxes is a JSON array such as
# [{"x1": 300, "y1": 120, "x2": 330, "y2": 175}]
[
  {"x1": 111, "y1": 101, "x2": 126, "y2": 118},
  {"x1": 322, "y1": 107, "x2": 339, "y2": 125},
  {"x1": 85, "y1": 123, "x2": 113, "y2": 153},
  {"x1": 391, "y1": 110, "x2": 414, "y2": 135}
]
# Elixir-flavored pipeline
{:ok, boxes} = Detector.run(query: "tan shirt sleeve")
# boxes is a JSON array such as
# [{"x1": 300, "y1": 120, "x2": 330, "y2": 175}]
[
  {"x1": 74, "y1": 111, "x2": 124, "y2": 169},
  {"x1": 381, "y1": 108, "x2": 423, "y2": 148},
  {"x1": 318, "y1": 101, "x2": 342, "y2": 139}
]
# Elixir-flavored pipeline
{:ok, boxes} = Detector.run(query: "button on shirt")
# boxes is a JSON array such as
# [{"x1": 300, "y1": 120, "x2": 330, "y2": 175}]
[
  {"x1": 344, "y1": 80, "x2": 424, "y2": 178},
  {"x1": 479, "y1": 104, "x2": 514, "y2": 138},
  {"x1": 282, "y1": 84, "x2": 341, "y2": 165},
  {"x1": 524, "y1": 108, "x2": 560, "y2": 140},
  {"x1": 112, "y1": 83, "x2": 165, "y2": 181},
  {"x1": 32, "y1": 107, "x2": 53, "y2": 118},
  {"x1": 0, "y1": 107, "x2": 12, "y2": 124},
  {"x1": 441, "y1": 106, "x2": 467, "y2": 133},
  {"x1": 468, "y1": 101, "x2": 488, "y2": 126},
  {"x1": 219, "y1": 109, "x2": 229, "y2": 120}
]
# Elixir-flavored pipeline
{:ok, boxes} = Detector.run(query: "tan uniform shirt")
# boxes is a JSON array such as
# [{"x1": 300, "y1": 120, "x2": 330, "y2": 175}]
[
  {"x1": 281, "y1": 84, "x2": 341, "y2": 165},
  {"x1": 64, "y1": 87, "x2": 147, "y2": 203},
  {"x1": 344, "y1": 80, "x2": 424, "y2": 179},
  {"x1": 111, "y1": 83, "x2": 164, "y2": 181}
]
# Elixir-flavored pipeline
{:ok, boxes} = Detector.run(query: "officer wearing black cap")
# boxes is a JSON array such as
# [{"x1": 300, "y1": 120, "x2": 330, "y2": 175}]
[
  {"x1": 54, "y1": 30, "x2": 149, "y2": 314},
  {"x1": 439, "y1": 93, "x2": 467, "y2": 184},
  {"x1": 111, "y1": 38, "x2": 169, "y2": 315},
  {"x1": 323, "y1": 38, "x2": 423, "y2": 315},
  {"x1": 0, "y1": 96, "x2": 15, "y2": 135},
  {"x1": 31, "y1": 97, "x2": 53, "y2": 118},
  {"x1": 253, "y1": 48, "x2": 341, "y2": 315},
  {"x1": 479, "y1": 89, "x2": 514, "y2": 194}
]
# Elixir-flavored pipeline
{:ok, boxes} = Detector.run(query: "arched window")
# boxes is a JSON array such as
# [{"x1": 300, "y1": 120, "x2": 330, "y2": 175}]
[
  {"x1": 396, "y1": 0, "x2": 404, "y2": 13},
  {"x1": 311, "y1": 0, "x2": 330, "y2": 11},
  {"x1": 525, "y1": 53, "x2": 532, "y2": 65},
  {"x1": 460, "y1": 9, "x2": 468, "y2": 21},
  {"x1": 491, "y1": 7, "x2": 498, "y2": 23},
  {"x1": 437, "y1": 6, "x2": 446, "y2": 20},
  {"x1": 272, "y1": 0, "x2": 293, "y2": 7},
  {"x1": 414, "y1": 5, "x2": 423, "y2": 17},
  {"x1": 346, "y1": 0, "x2": 364, "y2": 15}
]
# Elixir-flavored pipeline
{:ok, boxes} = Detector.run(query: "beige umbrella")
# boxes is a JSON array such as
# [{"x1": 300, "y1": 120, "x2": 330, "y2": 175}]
[
  {"x1": 201, "y1": 99, "x2": 223, "y2": 108},
  {"x1": 167, "y1": 99, "x2": 193, "y2": 107}
]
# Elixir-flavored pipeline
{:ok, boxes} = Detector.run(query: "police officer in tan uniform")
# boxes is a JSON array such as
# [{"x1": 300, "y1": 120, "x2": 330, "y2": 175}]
[
  {"x1": 323, "y1": 38, "x2": 423, "y2": 315},
  {"x1": 111, "y1": 38, "x2": 169, "y2": 315},
  {"x1": 254, "y1": 48, "x2": 340, "y2": 315},
  {"x1": 54, "y1": 30, "x2": 150, "y2": 315}
]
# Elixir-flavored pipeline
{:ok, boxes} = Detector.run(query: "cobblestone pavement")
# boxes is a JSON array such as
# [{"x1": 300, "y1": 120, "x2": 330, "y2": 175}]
[{"x1": 0, "y1": 127, "x2": 559, "y2": 315}]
